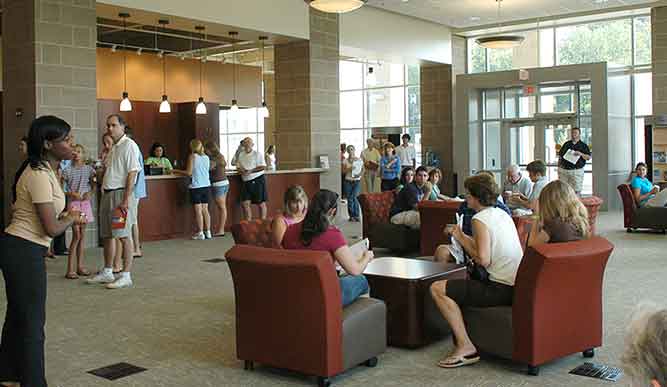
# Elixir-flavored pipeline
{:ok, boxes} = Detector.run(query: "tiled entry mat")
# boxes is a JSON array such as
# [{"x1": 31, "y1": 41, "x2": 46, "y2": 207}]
[
  {"x1": 88, "y1": 362, "x2": 147, "y2": 380},
  {"x1": 569, "y1": 362, "x2": 623, "y2": 382}
]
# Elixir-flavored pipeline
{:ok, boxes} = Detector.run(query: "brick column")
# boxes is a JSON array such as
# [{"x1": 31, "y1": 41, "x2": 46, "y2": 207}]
[
  {"x1": 420, "y1": 64, "x2": 454, "y2": 195},
  {"x1": 2, "y1": 0, "x2": 98, "y2": 244},
  {"x1": 652, "y1": 7, "x2": 667, "y2": 116},
  {"x1": 274, "y1": 8, "x2": 340, "y2": 193}
]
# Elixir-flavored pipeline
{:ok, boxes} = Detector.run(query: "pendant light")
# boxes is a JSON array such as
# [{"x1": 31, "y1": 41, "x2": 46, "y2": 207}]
[
  {"x1": 475, "y1": 0, "x2": 524, "y2": 49},
  {"x1": 229, "y1": 31, "x2": 239, "y2": 112},
  {"x1": 195, "y1": 25, "x2": 207, "y2": 115},
  {"x1": 119, "y1": 12, "x2": 132, "y2": 112},
  {"x1": 158, "y1": 19, "x2": 171, "y2": 113},
  {"x1": 304, "y1": 0, "x2": 367, "y2": 13},
  {"x1": 258, "y1": 36, "x2": 269, "y2": 118}
]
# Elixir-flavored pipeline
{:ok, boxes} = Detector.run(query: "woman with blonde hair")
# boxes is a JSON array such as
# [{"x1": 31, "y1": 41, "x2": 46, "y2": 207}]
[
  {"x1": 174, "y1": 139, "x2": 211, "y2": 240},
  {"x1": 271, "y1": 185, "x2": 308, "y2": 247},
  {"x1": 204, "y1": 141, "x2": 228, "y2": 237},
  {"x1": 622, "y1": 305, "x2": 667, "y2": 387},
  {"x1": 527, "y1": 180, "x2": 589, "y2": 247}
]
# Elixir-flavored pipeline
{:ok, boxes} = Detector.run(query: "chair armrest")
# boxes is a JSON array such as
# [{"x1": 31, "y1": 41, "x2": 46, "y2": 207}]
[
  {"x1": 512, "y1": 237, "x2": 614, "y2": 365},
  {"x1": 417, "y1": 200, "x2": 460, "y2": 256}
]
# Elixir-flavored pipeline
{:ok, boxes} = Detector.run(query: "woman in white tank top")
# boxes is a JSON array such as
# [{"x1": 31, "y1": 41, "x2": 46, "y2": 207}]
[{"x1": 430, "y1": 174, "x2": 523, "y2": 369}]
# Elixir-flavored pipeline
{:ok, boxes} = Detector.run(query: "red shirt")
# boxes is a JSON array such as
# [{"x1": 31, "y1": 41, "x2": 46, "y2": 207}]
[{"x1": 282, "y1": 222, "x2": 347, "y2": 260}]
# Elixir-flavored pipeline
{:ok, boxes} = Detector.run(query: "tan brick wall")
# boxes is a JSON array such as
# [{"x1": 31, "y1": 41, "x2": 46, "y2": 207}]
[{"x1": 421, "y1": 64, "x2": 454, "y2": 195}]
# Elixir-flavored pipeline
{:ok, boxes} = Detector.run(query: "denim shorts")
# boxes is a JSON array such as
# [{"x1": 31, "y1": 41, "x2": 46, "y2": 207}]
[{"x1": 211, "y1": 184, "x2": 230, "y2": 198}]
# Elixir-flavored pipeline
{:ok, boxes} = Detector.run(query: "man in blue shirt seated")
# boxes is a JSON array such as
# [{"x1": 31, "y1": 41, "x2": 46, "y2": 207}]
[{"x1": 389, "y1": 166, "x2": 430, "y2": 229}]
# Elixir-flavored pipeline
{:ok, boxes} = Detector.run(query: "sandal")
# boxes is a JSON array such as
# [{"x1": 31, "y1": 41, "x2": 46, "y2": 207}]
[
  {"x1": 213, "y1": 233, "x2": 226, "y2": 237},
  {"x1": 77, "y1": 268, "x2": 91, "y2": 276},
  {"x1": 437, "y1": 352, "x2": 480, "y2": 368},
  {"x1": 65, "y1": 272, "x2": 79, "y2": 280}
]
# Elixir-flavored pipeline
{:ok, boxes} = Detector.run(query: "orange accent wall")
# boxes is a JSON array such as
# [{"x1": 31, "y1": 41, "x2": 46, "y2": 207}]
[{"x1": 96, "y1": 47, "x2": 261, "y2": 106}]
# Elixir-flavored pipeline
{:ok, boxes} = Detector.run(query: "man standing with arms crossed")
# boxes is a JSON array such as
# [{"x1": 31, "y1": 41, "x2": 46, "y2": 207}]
[
  {"x1": 233, "y1": 137, "x2": 268, "y2": 220},
  {"x1": 87, "y1": 114, "x2": 141, "y2": 289},
  {"x1": 558, "y1": 127, "x2": 591, "y2": 196}
]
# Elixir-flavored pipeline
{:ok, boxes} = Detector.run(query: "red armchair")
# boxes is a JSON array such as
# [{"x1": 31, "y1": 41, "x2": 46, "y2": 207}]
[
  {"x1": 417, "y1": 200, "x2": 461, "y2": 256},
  {"x1": 358, "y1": 191, "x2": 394, "y2": 243},
  {"x1": 617, "y1": 184, "x2": 667, "y2": 232},
  {"x1": 580, "y1": 196, "x2": 603, "y2": 235},
  {"x1": 225, "y1": 245, "x2": 387, "y2": 387},
  {"x1": 358, "y1": 191, "x2": 419, "y2": 252},
  {"x1": 231, "y1": 219, "x2": 276, "y2": 248},
  {"x1": 461, "y1": 237, "x2": 614, "y2": 375}
]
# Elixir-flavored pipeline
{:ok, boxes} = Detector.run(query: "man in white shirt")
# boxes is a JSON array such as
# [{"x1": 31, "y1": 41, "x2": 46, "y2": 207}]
[
  {"x1": 360, "y1": 138, "x2": 381, "y2": 193},
  {"x1": 87, "y1": 114, "x2": 141, "y2": 289},
  {"x1": 503, "y1": 164, "x2": 533, "y2": 210},
  {"x1": 396, "y1": 134, "x2": 416, "y2": 172},
  {"x1": 234, "y1": 137, "x2": 267, "y2": 220}
]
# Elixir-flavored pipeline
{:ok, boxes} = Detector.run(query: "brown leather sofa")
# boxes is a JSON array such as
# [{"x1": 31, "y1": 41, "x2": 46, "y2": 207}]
[
  {"x1": 425, "y1": 237, "x2": 614, "y2": 375},
  {"x1": 225, "y1": 245, "x2": 387, "y2": 387}
]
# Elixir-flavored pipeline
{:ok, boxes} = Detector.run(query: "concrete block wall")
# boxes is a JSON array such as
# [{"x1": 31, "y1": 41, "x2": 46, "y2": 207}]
[{"x1": 420, "y1": 64, "x2": 454, "y2": 195}]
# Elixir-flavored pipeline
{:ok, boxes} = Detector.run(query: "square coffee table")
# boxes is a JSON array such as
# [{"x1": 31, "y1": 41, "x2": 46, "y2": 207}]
[{"x1": 363, "y1": 257, "x2": 466, "y2": 348}]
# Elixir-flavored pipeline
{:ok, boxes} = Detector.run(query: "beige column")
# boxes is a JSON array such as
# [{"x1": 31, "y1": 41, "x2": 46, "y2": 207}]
[
  {"x1": 652, "y1": 7, "x2": 667, "y2": 116},
  {"x1": 2, "y1": 0, "x2": 98, "y2": 244}
]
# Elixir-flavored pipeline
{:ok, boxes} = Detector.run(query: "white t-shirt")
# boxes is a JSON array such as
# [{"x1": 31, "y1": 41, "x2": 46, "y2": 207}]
[
  {"x1": 237, "y1": 150, "x2": 266, "y2": 182},
  {"x1": 472, "y1": 207, "x2": 523, "y2": 286},
  {"x1": 396, "y1": 144, "x2": 416, "y2": 167},
  {"x1": 343, "y1": 158, "x2": 364, "y2": 181},
  {"x1": 102, "y1": 135, "x2": 141, "y2": 190}
]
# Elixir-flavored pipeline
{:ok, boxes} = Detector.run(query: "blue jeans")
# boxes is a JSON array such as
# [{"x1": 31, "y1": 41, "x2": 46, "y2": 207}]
[
  {"x1": 339, "y1": 275, "x2": 370, "y2": 307},
  {"x1": 344, "y1": 180, "x2": 361, "y2": 219}
]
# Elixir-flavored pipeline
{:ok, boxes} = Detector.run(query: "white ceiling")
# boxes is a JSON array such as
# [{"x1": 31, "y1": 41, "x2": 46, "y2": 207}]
[{"x1": 367, "y1": 0, "x2": 660, "y2": 29}]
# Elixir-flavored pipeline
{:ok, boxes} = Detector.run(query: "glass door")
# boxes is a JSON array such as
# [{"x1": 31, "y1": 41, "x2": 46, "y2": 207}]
[{"x1": 542, "y1": 114, "x2": 577, "y2": 182}]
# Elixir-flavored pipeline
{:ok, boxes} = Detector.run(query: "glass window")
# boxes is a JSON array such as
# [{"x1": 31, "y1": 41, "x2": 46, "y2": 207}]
[
  {"x1": 484, "y1": 90, "x2": 501, "y2": 120},
  {"x1": 510, "y1": 125, "x2": 535, "y2": 167},
  {"x1": 556, "y1": 19, "x2": 632, "y2": 67},
  {"x1": 487, "y1": 48, "x2": 513, "y2": 72},
  {"x1": 340, "y1": 60, "x2": 363, "y2": 90},
  {"x1": 219, "y1": 108, "x2": 264, "y2": 168},
  {"x1": 634, "y1": 72, "x2": 652, "y2": 116},
  {"x1": 365, "y1": 63, "x2": 404, "y2": 88},
  {"x1": 635, "y1": 117, "x2": 646, "y2": 164},
  {"x1": 504, "y1": 88, "x2": 518, "y2": 119},
  {"x1": 407, "y1": 86, "x2": 420, "y2": 127},
  {"x1": 341, "y1": 130, "x2": 365, "y2": 156},
  {"x1": 468, "y1": 39, "x2": 487, "y2": 74},
  {"x1": 483, "y1": 121, "x2": 501, "y2": 170},
  {"x1": 634, "y1": 16, "x2": 651, "y2": 66},
  {"x1": 340, "y1": 91, "x2": 364, "y2": 128},
  {"x1": 579, "y1": 84, "x2": 592, "y2": 115},
  {"x1": 519, "y1": 95, "x2": 537, "y2": 118},
  {"x1": 405, "y1": 127, "x2": 422, "y2": 166},
  {"x1": 367, "y1": 87, "x2": 405, "y2": 127},
  {"x1": 540, "y1": 28, "x2": 555, "y2": 67},
  {"x1": 407, "y1": 64, "x2": 420, "y2": 85}
]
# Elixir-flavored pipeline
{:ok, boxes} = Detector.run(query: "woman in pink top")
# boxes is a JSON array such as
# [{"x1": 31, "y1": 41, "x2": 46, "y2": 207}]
[
  {"x1": 271, "y1": 185, "x2": 308, "y2": 247},
  {"x1": 282, "y1": 189, "x2": 373, "y2": 306}
]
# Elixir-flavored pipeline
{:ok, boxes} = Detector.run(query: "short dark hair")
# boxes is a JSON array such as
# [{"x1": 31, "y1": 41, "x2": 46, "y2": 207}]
[
  {"x1": 464, "y1": 174, "x2": 499, "y2": 207},
  {"x1": 635, "y1": 162, "x2": 647, "y2": 170},
  {"x1": 150, "y1": 142, "x2": 166, "y2": 158},
  {"x1": 402, "y1": 133, "x2": 411, "y2": 141},
  {"x1": 571, "y1": 127, "x2": 581, "y2": 133},
  {"x1": 526, "y1": 160, "x2": 547, "y2": 176},
  {"x1": 415, "y1": 166, "x2": 428, "y2": 175},
  {"x1": 107, "y1": 113, "x2": 127, "y2": 127}
]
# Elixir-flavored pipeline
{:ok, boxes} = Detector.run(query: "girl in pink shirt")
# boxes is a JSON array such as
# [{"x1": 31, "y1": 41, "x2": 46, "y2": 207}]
[{"x1": 271, "y1": 185, "x2": 308, "y2": 247}]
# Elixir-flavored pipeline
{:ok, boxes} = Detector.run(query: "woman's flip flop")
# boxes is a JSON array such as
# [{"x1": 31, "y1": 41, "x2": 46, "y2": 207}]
[{"x1": 437, "y1": 352, "x2": 480, "y2": 368}]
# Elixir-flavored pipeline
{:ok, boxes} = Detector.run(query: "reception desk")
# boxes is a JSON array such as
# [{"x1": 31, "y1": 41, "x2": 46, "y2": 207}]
[{"x1": 139, "y1": 168, "x2": 324, "y2": 241}]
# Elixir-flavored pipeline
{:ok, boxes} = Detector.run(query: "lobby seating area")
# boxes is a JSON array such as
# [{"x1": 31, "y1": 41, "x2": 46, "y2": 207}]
[{"x1": 617, "y1": 184, "x2": 667, "y2": 233}]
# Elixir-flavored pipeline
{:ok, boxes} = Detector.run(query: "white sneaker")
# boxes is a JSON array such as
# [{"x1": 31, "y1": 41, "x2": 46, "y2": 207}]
[
  {"x1": 204, "y1": 230, "x2": 212, "y2": 239},
  {"x1": 106, "y1": 275, "x2": 133, "y2": 289},
  {"x1": 86, "y1": 271, "x2": 115, "y2": 284},
  {"x1": 192, "y1": 232, "x2": 205, "y2": 240}
]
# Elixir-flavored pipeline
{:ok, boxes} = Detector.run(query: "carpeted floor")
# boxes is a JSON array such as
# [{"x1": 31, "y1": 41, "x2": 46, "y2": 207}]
[{"x1": 1, "y1": 210, "x2": 665, "y2": 387}]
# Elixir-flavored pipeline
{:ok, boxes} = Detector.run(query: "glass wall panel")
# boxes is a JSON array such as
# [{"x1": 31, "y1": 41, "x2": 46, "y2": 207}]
[
  {"x1": 519, "y1": 95, "x2": 536, "y2": 118},
  {"x1": 365, "y1": 63, "x2": 404, "y2": 88},
  {"x1": 340, "y1": 91, "x2": 364, "y2": 128},
  {"x1": 483, "y1": 121, "x2": 501, "y2": 170},
  {"x1": 341, "y1": 129, "x2": 365, "y2": 155},
  {"x1": 407, "y1": 86, "x2": 421, "y2": 127},
  {"x1": 634, "y1": 72, "x2": 653, "y2": 116},
  {"x1": 579, "y1": 84, "x2": 592, "y2": 114},
  {"x1": 540, "y1": 28, "x2": 555, "y2": 67},
  {"x1": 556, "y1": 19, "x2": 632, "y2": 67},
  {"x1": 484, "y1": 90, "x2": 501, "y2": 119},
  {"x1": 367, "y1": 87, "x2": 405, "y2": 127},
  {"x1": 488, "y1": 48, "x2": 513, "y2": 72},
  {"x1": 504, "y1": 89, "x2": 518, "y2": 119},
  {"x1": 340, "y1": 60, "x2": 363, "y2": 90},
  {"x1": 407, "y1": 64, "x2": 420, "y2": 85},
  {"x1": 468, "y1": 39, "x2": 487, "y2": 74},
  {"x1": 634, "y1": 117, "x2": 646, "y2": 163},
  {"x1": 634, "y1": 16, "x2": 651, "y2": 66}
]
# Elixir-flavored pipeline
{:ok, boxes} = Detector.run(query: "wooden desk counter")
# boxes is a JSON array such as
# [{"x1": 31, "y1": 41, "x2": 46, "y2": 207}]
[{"x1": 139, "y1": 168, "x2": 324, "y2": 241}]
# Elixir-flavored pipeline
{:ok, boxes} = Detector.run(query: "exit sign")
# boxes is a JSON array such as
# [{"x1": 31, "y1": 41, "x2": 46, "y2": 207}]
[{"x1": 523, "y1": 85, "x2": 536, "y2": 96}]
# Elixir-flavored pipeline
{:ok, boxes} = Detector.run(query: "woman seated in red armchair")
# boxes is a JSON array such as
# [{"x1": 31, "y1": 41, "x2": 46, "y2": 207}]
[{"x1": 528, "y1": 180, "x2": 590, "y2": 246}]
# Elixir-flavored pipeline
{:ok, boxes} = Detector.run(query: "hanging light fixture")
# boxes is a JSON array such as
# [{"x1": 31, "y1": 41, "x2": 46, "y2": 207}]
[
  {"x1": 229, "y1": 31, "x2": 239, "y2": 112},
  {"x1": 304, "y1": 0, "x2": 367, "y2": 13},
  {"x1": 119, "y1": 12, "x2": 132, "y2": 112},
  {"x1": 475, "y1": 0, "x2": 524, "y2": 49},
  {"x1": 158, "y1": 19, "x2": 171, "y2": 113},
  {"x1": 195, "y1": 25, "x2": 207, "y2": 115},
  {"x1": 258, "y1": 36, "x2": 269, "y2": 118}
]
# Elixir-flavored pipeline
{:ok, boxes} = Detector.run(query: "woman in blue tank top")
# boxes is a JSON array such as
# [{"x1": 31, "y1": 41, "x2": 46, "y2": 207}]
[{"x1": 174, "y1": 139, "x2": 212, "y2": 240}]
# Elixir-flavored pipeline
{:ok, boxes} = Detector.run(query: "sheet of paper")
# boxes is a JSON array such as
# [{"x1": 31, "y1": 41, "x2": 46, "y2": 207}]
[
  {"x1": 563, "y1": 149, "x2": 581, "y2": 165},
  {"x1": 448, "y1": 214, "x2": 465, "y2": 264},
  {"x1": 349, "y1": 238, "x2": 369, "y2": 259}
]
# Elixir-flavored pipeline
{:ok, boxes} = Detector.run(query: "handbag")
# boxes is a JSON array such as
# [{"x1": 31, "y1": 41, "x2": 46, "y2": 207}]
[{"x1": 465, "y1": 252, "x2": 489, "y2": 282}]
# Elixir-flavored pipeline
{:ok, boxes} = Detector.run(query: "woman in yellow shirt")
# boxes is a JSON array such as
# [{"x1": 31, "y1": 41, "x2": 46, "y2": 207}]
[{"x1": 0, "y1": 116, "x2": 86, "y2": 387}]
